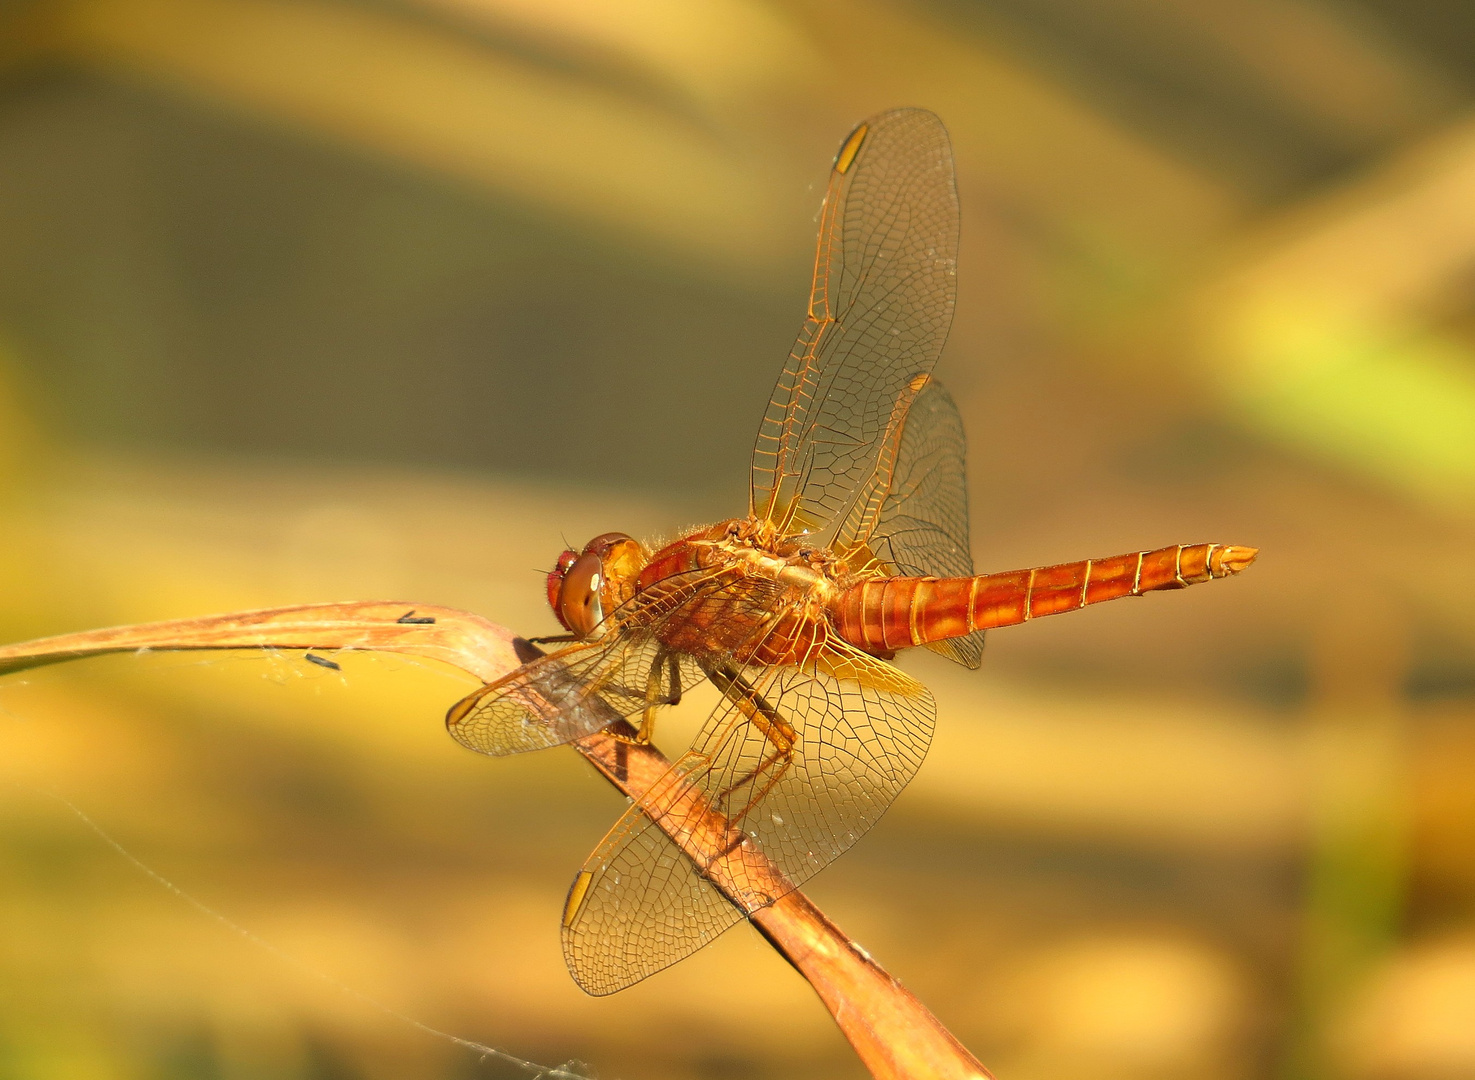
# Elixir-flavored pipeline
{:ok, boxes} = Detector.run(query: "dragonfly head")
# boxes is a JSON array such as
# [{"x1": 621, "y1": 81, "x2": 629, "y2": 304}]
[{"x1": 547, "y1": 532, "x2": 648, "y2": 638}]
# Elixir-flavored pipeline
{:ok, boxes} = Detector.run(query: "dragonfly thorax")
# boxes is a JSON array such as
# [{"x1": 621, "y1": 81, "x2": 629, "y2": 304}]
[
  {"x1": 683, "y1": 518, "x2": 855, "y2": 613},
  {"x1": 715, "y1": 517, "x2": 845, "y2": 569}
]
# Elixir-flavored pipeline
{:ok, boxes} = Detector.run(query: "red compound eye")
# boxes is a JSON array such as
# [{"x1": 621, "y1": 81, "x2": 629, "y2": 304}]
[
  {"x1": 546, "y1": 549, "x2": 579, "y2": 630},
  {"x1": 555, "y1": 552, "x2": 605, "y2": 638}
]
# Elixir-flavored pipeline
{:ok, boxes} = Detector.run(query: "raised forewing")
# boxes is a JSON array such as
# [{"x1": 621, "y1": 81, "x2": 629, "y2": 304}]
[
  {"x1": 561, "y1": 641, "x2": 935, "y2": 994},
  {"x1": 750, "y1": 108, "x2": 959, "y2": 545}
]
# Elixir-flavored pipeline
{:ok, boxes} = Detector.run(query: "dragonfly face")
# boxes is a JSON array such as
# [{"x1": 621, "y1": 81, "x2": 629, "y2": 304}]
[{"x1": 546, "y1": 532, "x2": 648, "y2": 639}]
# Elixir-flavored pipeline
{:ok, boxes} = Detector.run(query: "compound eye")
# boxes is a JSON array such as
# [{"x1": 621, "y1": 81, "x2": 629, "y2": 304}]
[
  {"x1": 546, "y1": 549, "x2": 580, "y2": 628},
  {"x1": 557, "y1": 551, "x2": 605, "y2": 638}
]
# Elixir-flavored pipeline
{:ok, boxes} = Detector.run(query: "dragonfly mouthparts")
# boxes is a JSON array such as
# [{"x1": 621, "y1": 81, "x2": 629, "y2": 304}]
[{"x1": 1210, "y1": 545, "x2": 1258, "y2": 577}]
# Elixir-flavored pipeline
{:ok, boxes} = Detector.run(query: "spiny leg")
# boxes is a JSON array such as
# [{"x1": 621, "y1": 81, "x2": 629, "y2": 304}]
[
  {"x1": 635, "y1": 649, "x2": 685, "y2": 744},
  {"x1": 525, "y1": 633, "x2": 580, "y2": 646},
  {"x1": 707, "y1": 664, "x2": 796, "y2": 830},
  {"x1": 611, "y1": 647, "x2": 682, "y2": 746}
]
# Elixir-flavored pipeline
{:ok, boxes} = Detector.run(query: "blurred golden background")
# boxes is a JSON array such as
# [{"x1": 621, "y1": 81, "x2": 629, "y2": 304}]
[{"x1": 0, "y1": 0, "x2": 1473, "y2": 1077}]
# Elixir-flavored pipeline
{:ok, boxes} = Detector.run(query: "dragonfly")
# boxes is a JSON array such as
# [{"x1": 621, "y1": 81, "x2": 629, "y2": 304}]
[{"x1": 441, "y1": 108, "x2": 1257, "y2": 995}]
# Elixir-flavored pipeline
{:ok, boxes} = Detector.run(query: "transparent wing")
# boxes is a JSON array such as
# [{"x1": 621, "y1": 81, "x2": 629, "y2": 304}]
[
  {"x1": 446, "y1": 633, "x2": 701, "y2": 756},
  {"x1": 866, "y1": 378, "x2": 984, "y2": 668},
  {"x1": 559, "y1": 754, "x2": 748, "y2": 996},
  {"x1": 750, "y1": 108, "x2": 959, "y2": 547},
  {"x1": 445, "y1": 569, "x2": 727, "y2": 756},
  {"x1": 561, "y1": 641, "x2": 935, "y2": 994}
]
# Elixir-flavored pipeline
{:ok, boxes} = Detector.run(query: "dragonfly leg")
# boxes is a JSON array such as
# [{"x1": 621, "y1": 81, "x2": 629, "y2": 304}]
[
  {"x1": 610, "y1": 649, "x2": 682, "y2": 746},
  {"x1": 707, "y1": 664, "x2": 795, "y2": 830},
  {"x1": 525, "y1": 633, "x2": 580, "y2": 646},
  {"x1": 719, "y1": 745, "x2": 793, "y2": 849}
]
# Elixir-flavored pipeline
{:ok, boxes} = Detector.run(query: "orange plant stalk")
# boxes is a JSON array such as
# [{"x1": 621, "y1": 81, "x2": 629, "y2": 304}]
[{"x1": 0, "y1": 601, "x2": 993, "y2": 1080}]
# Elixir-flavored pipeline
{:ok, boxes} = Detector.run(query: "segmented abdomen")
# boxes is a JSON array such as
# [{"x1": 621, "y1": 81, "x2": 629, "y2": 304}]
[{"x1": 831, "y1": 543, "x2": 1255, "y2": 654}]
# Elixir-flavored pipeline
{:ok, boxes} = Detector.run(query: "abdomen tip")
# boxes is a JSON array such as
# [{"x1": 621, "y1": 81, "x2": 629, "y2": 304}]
[{"x1": 1212, "y1": 545, "x2": 1258, "y2": 576}]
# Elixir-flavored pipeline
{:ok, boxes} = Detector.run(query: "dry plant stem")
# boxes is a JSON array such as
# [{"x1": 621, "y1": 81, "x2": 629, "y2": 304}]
[
  {"x1": 753, "y1": 893, "x2": 991, "y2": 1080},
  {"x1": 0, "y1": 601, "x2": 991, "y2": 1080},
  {"x1": 0, "y1": 601, "x2": 526, "y2": 682}
]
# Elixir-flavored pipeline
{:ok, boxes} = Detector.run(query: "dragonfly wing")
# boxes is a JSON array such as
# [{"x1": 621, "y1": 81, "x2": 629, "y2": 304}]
[
  {"x1": 445, "y1": 570, "x2": 728, "y2": 756},
  {"x1": 865, "y1": 378, "x2": 984, "y2": 668},
  {"x1": 698, "y1": 644, "x2": 937, "y2": 878},
  {"x1": 446, "y1": 634, "x2": 692, "y2": 755},
  {"x1": 750, "y1": 108, "x2": 959, "y2": 546},
  {"x1": 560, "y1": 755, "x2": 747, "y2": 995},
  {"x1": 561, "y1": 641, "x2": 935, "y2": 993}
]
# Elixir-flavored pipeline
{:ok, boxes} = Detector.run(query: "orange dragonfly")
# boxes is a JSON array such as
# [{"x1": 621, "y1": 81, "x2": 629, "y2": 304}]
[{"x1": 441, "y1": 108, "x2": 1257, "y2": 995}]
